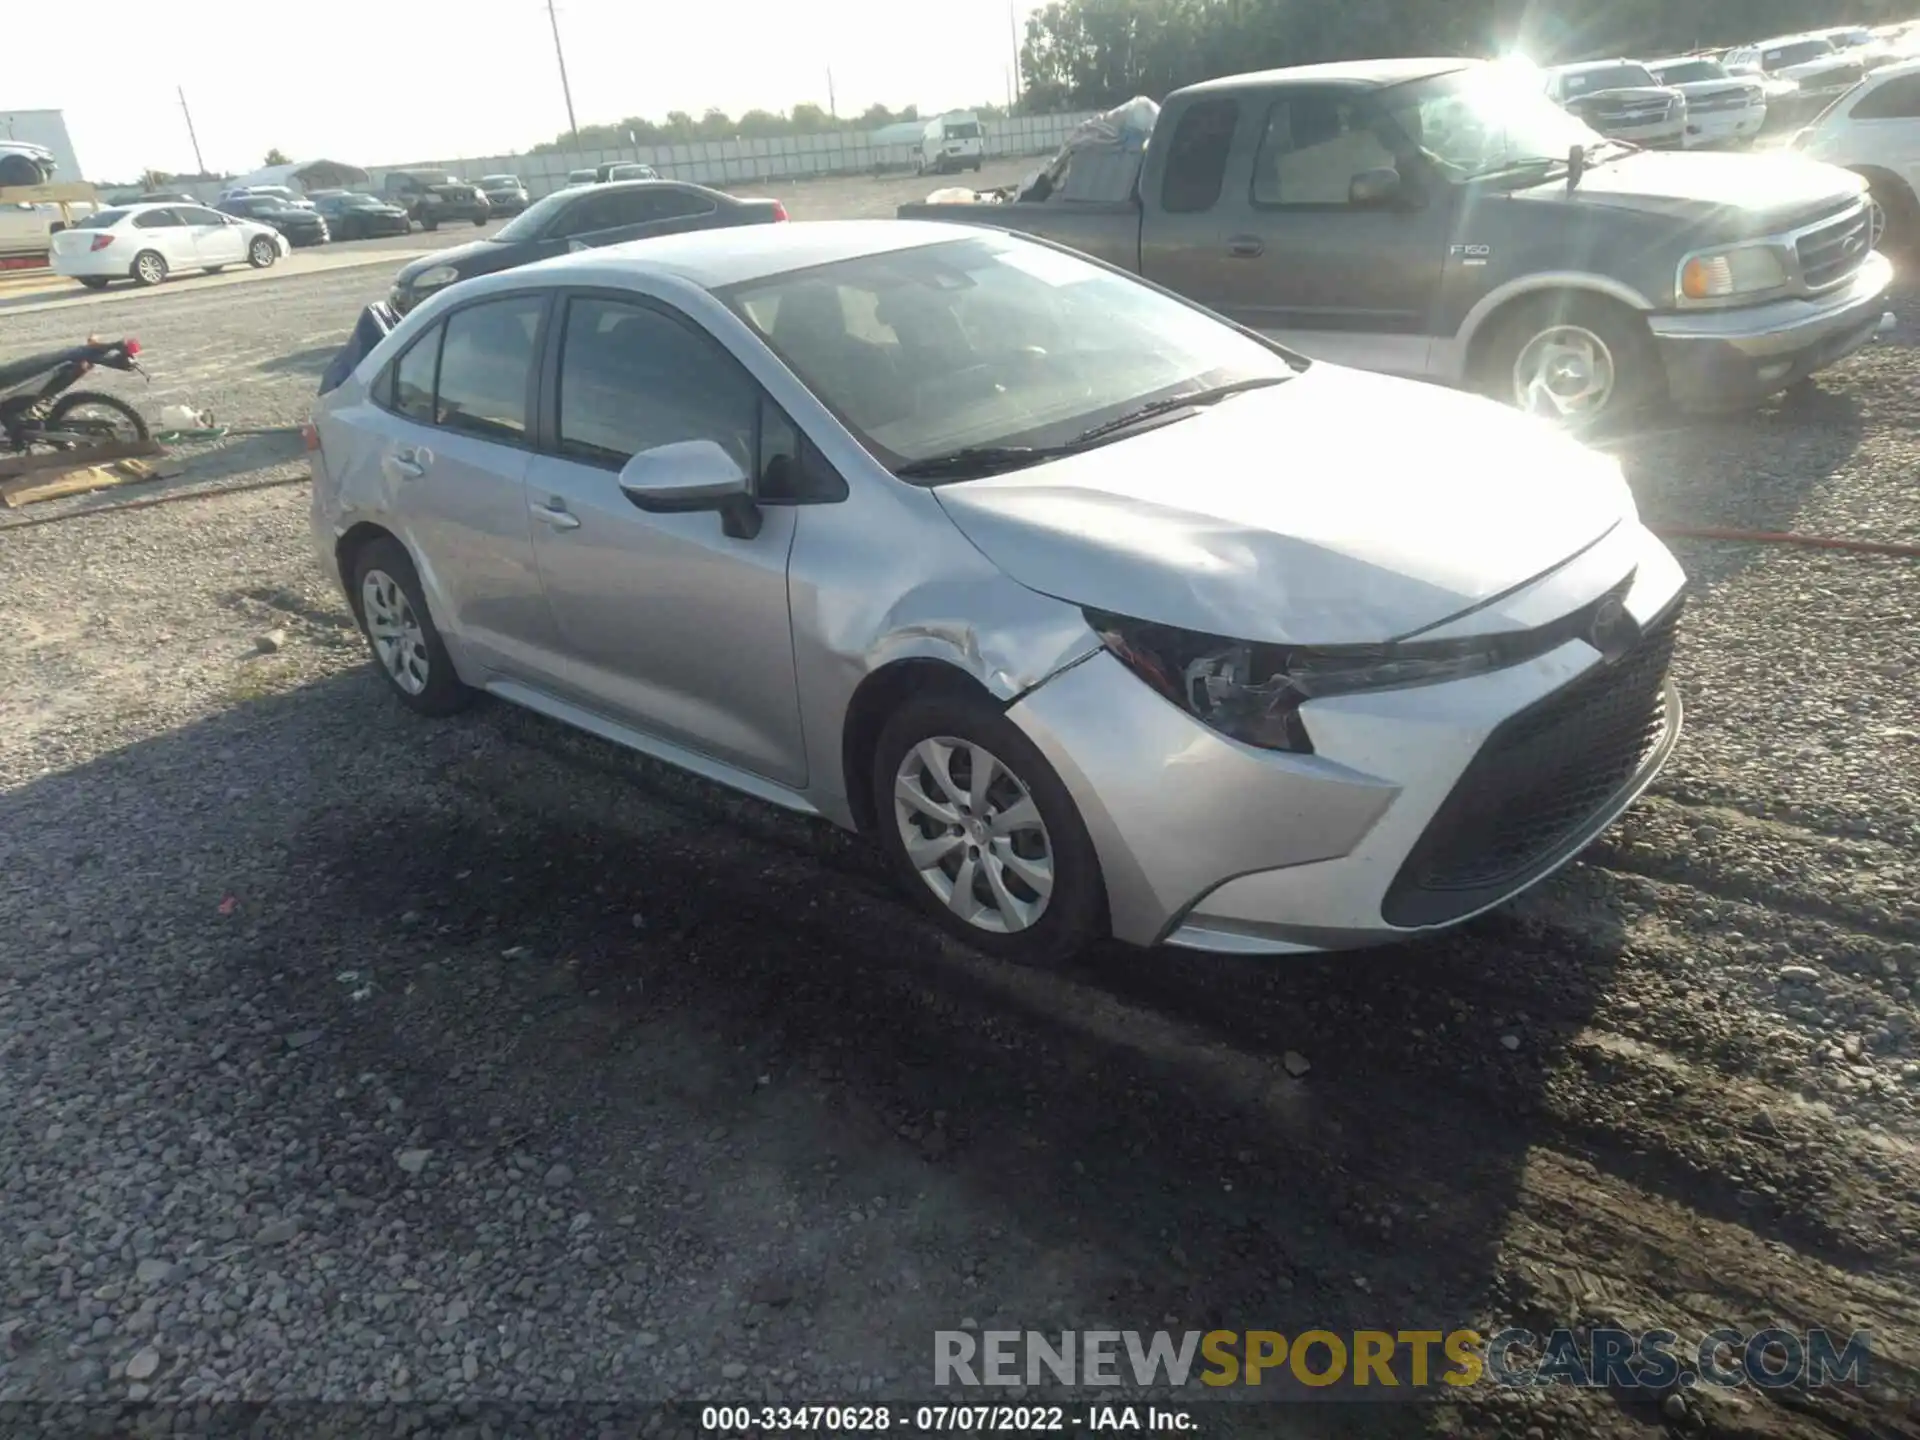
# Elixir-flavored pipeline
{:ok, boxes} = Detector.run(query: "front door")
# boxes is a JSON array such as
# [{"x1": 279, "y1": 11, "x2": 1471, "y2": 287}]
[
  {"x1": 523, "y1": 292, "x2": 806, "y2": 787},
  {"x1": 180, "y1": 205, "x2": 246, "y2": 265},
  {"x1": 355, "y1": 291, "x2": 563, "y2": 680},
  {"x1": 1222, "y1": 89, "x2": 1450, "y2": 374}
]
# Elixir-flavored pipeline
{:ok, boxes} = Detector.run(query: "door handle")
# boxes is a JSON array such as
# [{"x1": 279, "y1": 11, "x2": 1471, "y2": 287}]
[
  {"x1": 532, "y1": 499, "x2": 581, "y2": 531},
  {"x1": 1227, "y1": 235, "x2": 1265, "y2": 258},
  {"x1": 390, "y1": 447, "x2": 427, "y2": 480}
]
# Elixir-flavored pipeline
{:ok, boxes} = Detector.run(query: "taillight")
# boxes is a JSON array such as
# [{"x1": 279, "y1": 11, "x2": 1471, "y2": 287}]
[
  {"x1": 301, "y1": 423, "x2": 320, "y2": 453},
  {"x1": 90, "y1": 234, "x2": 116, "y2": 252},
  {"x1": 771, "y1": 201, "x2": 789, "y2": 222}
]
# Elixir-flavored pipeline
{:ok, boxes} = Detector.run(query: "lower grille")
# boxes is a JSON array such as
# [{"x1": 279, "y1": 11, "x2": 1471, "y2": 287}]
[
  {"x1": 1381, "y1": 601, "x2": 1682, "y2": 928},
  {"x1": 1798, "y1": 205, "x2": 1873, "y2": 290}
]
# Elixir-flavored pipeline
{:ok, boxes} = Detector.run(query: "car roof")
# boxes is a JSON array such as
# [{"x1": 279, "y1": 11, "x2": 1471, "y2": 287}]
[
  {"x1": 516, "y1": 219, "x2": 986, "y2": 291},
  {"x1": 1181, "y1": 56, "x2": 1475, "y2": 93},
  {"x1": 1550, "y1": 58, "x2": 1651, "y2": 73},
  {"x1": 1647, "y1": 55, "x2": 1722, "y2": 67}
]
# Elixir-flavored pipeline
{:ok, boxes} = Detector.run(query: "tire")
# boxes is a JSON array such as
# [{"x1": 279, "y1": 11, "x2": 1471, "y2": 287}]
[
  {"x1": 131, "y1": 250, "x2": 168, "y2": 287},
  {"x1": 422, "y1": 215, "x2": 439, "y2": 232},
  {"x1": 1866, "y1": 175, "x2": 1918, "y2": 259},
  {"x1": 871, "y1": 689, "x2": 1105, "y2": 964},
  {"x1": 248, "y1": 236, "x2": 277, "y2": 269},
  {"x1": 348, "y1": 538, "x2": 476, "y2": 717},
  {"x1": 203, "y1": 265, "x2": 225, "y2": 275},
  {"x1": 47, "y1": 391, "x2": 150, "y2": 445},
  {"x1": 77, "y1": 277, "x2": 109, "y2": 290},
  {"x1": 1475, "y1": 293, "x2": 1658, "y2": 433},
  {"x1": 471, "y1": 216, "x2": 486, "y2": 227},
  {"x1": 973, "y1": 158, "x2": 983, "y2": 172}
]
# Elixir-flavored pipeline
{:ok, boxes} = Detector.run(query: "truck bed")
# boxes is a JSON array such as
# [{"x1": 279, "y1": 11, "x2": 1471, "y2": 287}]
[{"x1": 894, "y1": 199, "x2": 1142, "y2": 273}]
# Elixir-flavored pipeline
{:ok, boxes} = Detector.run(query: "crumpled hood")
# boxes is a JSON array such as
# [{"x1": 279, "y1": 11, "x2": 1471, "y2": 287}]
[
  {"x1": 1517, "y1": 148, "x2": 1865, "y2": 232},
  {"x1": 932, "y1": 365, "x2": 1633, "y2": 646}
]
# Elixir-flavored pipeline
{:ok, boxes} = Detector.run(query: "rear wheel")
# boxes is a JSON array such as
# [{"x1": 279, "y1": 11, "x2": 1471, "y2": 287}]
[
  {"x1": 203, "y1": 265, "x2": 225, "y2": 275},
  {"x1": 872, "y1": 689, "x2": 1105, "y2": 965},
  {"x1": 422, "y1": 215, "x2": 439, "y2": 232},
  {"x1": 46, "y1": 392, "x2": 149, "y2": 446},
  {"x1": 248, "y1": 236, "x2": 277, "y2": 268},
  {"x1": 77, "y1": 277, "x2": 110, "y2": 290},
  {"x1": 348, "y1": 538, "x2": 476, "y2": 717},
  {"x1": 132, "y1": 250, "x2": 168, "y2": 287},
  {"x1": 1476, "y1": 293, "x2": 1658, "y2": 433},
  {"x1": 471, "y1": 215, "x2": 486, "y2": 227}
]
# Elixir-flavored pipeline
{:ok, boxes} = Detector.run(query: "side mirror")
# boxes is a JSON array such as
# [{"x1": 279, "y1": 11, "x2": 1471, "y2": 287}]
[
  {"x1": 617, "y1": 439, "x2": 761, "y2": 539},
  {"x1": 1349, "y1": 166, "x2": 1407, "y2": 209}
]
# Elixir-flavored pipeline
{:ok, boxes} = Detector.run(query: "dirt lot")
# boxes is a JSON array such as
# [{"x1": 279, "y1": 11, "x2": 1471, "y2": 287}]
[{"x1": 1, "y1": 160, "x2": 1918, "y2": 1438}]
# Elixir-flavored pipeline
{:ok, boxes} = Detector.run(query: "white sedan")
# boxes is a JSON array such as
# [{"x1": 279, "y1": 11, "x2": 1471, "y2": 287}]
[{"x1": 50, "y1": 201, "x2": 289, "y2": 290}]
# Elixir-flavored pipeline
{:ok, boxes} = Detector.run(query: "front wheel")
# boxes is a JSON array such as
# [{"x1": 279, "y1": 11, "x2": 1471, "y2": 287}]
[
  {"x1": 203, "y1": 265, "x2": 225, "y2": 275},
  {"x1": 471, "y1": 216, "x2": 486, "y2": 227},
  {"x1": 872, "y1": 690, "x2": 1105, "y2": 965},
  {"x1": 47, "y1": 391, "x2": 150, "y2": 447},
  {"x1": 132, "y1": 250, "x2": 168, "y2": 287},
  {"x1": 77, "y1": 277, "x2": 110, "y2": 290},
  {"x1": 1476, "y1": 293, "x2": 1658, "y2": 433},
  {"x1": 422, "y1": 215, "x2": 439, "y2": 232},
  {"x1": 349, "y1": 538, "x2": 476, "y2": 717},
  {"x1": 248, "y1": 236, "x2": 278, "y2": 268}
]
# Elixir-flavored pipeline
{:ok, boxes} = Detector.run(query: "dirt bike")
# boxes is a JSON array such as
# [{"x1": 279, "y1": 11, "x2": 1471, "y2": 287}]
[{"x1": 0, "y1": 337, "x2": 151, "y2": 454}]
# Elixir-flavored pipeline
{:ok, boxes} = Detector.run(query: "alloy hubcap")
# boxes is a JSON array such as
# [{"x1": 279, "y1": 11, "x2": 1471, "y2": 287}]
[
  {"x1": 138, "y1": 257, "x2": 162, "y2": 282},
  {"x1": 893, "y1": 737, "x2": 1054, "y2": 934},
  {"x1": 360, "y1": 569, "x2": 429, "y2": 696},
  {"x1": 1513, "y1": 324, "x2": 1616, "y2": 420}
]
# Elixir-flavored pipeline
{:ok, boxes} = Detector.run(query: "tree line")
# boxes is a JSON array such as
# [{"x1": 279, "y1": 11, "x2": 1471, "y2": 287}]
[
  {"x1": 529, "y1": 101, "x2": 1013, "y2": 154},
  {"x1": 1016, "y1": 0, "x2": 1917, "y2": 111}
]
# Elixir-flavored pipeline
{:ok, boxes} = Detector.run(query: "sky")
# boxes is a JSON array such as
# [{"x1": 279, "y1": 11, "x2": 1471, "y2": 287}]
[{"x1": 5, "y1": 0, "x2": 1039, "y2": 182}]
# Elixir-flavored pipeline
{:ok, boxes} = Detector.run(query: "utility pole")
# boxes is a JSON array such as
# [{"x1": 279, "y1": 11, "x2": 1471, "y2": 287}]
[
  {"x1": 546, "y1": 0, "x2": 580, "y2": 144},
  {"x1": 178, "y1": 87, "x2": 207, "y2": 175},
  {"x1": 1009, "y1": 0, "x2": 1022, "y2": 107},
  {"x1": 827, "y1": 68, "x2": 837, "y2": 120}
]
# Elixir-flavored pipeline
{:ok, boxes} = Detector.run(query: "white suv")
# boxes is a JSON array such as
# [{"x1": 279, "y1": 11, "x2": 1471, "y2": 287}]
[{"x1": 1792, "y1": 57, "x2": 1920, "y2": 251}]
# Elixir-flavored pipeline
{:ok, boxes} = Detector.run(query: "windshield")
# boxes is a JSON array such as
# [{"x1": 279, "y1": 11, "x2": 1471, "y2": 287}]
[
  {"x1": 492, "y1": 188, "x2": 574, "y2": 241},
  {"x1": 341, "y1": 194, "x2": 384, "y2": 207},
  {"x1": 719, "y1": 235, "x2": 1296, "y2": 476},
  {"x1": 1762, "y1": 40, "x2": 1835, "y2": 68},
  {"x1": 946, "y1": 121, "x2": 982, "y2": 139},
  {"x1": 568, "y1": 171, "x2": 596, "y2": 182},
  {"x1": 1559, "y1": 64, "x2": 1659, "y2": 93},
  {"x1": 1652, "y1": 60, "x2": 1726, "y2": 84},
  {"x1": 1375, "y1": 67, "x2": 1603, "y2": 182},
  {"x1": 482, "y1": 175, "x2": 521, "y2": 186},
  {"x1": 78, "y1": 209, "x2": 128, "y2": 229}
]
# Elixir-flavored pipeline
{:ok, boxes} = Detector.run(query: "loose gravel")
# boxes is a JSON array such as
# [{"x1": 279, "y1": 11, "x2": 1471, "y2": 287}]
[{"x1": 1, "y1": 183, "x2": 1918, "y2": 1439}]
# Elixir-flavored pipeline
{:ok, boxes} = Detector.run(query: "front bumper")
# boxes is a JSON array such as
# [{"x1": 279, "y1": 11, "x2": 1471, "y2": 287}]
[
  {"x1": 1649, "y1": 250, "x2": 1896, "y2": 407},
  {"x1": 484, "y1": 195, "x2": 527, "y2": 213},
  {"x1": 1006, "y1": 526, "x2": 1688, "y2": 955},
  {"x1": 1684, "y1": 107, "x2": 1766, "y2": 145},
  {"x1": 1588, "y1": 116, "x2": 1687, "y2": 147}
]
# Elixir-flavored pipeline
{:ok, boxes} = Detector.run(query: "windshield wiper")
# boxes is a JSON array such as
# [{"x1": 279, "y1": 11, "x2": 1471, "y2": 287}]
[
  {"x1": 1066, "y1": 375, "x2": 1292, "y2": 447},
  {"x1": 893, "y1": 445, "x2": 1076, "y2": 480}
]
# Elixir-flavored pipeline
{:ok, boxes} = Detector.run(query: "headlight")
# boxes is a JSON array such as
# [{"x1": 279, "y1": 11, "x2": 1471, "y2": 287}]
[
  {"x1": 412, "y1": 263, "x2": 460, "y2": 292},
  {"x1": 1679, "y1": 244, "x2": 1789, "y2": 301},
  {"x1": 1088, "y1": 610, "x2": 1526, "y2": 754}
]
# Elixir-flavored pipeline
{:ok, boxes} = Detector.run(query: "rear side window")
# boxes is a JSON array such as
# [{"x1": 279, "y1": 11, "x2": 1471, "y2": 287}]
[
  {"x1": 434, "y1": 295, "x2": 545, "y2": 443},
  {"x1": 1850, "y1": 74, "x2": 1920, "y2": 119},
  {"x1": 133, "y1": 209, "x2": 183, "y2": 229},
  {"x1": 1160, "y1": 98, "x2": 1239, "y2": 214}
]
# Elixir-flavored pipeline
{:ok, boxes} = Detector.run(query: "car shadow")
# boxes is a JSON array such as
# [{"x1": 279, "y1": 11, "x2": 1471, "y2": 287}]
[
  {"x1": 255, "y1": 345, "x2": 339, "y2": 379},
  {"x1": 10, "y1": 668, "x2": 1873, "y2": 1426}
]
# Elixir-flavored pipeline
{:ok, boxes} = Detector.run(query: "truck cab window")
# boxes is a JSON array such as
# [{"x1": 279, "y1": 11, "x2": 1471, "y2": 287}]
[{"x1": 1160, "y1": 99, "x2": 1240, "y2": 213}]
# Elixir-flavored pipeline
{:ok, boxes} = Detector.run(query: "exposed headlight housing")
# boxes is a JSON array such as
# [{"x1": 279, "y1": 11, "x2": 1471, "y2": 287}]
[
  {"x1": 1678, "y1": 243, "x2": 1789, "y2": 302},
  {"x1": 1087, "y1": 610, "x2": 1560, "y2": 754},
  {"x1": 412, "y1": 263, "x2": 460, "y2": 293}
]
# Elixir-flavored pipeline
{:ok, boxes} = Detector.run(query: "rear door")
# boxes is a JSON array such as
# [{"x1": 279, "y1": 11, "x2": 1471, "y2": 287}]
[
  {"x1": 1837, "y1": 71, "x2": 1920, "y2": 196},
  {"x1": 129, "y1": 208, "x2": 197, "y2": 269},
  {"x1": 1221, "y1": 87, "x2": 1450, "y2": 372},
  {"x1": 355, "y1": 291, "x2": 567, "y2": 681}
]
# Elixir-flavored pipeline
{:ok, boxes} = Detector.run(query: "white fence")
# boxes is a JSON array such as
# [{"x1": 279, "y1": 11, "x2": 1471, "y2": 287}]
[{"x1": 382, "y1": 111, "x2": 1100, "y2": 199}]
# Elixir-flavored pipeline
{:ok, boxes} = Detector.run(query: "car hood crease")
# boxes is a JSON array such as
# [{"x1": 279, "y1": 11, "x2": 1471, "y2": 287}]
[{"x1": 931, "y1": 366, "x2": 1633, "y2": 646}]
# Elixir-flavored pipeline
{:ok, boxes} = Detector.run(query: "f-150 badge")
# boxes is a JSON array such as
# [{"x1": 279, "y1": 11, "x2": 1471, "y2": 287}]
[{"x1": 1449, "y1": 243, "x2": 1492, "y2": 263}]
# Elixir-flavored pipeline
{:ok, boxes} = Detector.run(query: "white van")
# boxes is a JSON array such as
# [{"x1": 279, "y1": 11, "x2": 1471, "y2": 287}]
[{"x1": 918, "y1": 113, "x2": 985, "y2": 174}]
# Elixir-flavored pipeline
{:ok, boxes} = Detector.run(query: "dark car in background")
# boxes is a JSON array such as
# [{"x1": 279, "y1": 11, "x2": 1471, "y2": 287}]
[
  {"x1": 217, "y1": 193, "x2": 330, "y2": 246},
  {"x1": 316, "y1": 192, "x2": 413, "y2": 240},
  {"x1": 382, "y1": 170, "x2": 490, "y2": 230},
  {"x1": 479, "y1": 174, "x2": 530, "y2": 215},
  {"x1": 387, "y1": 178, "x2": 787, "y2": 313}
]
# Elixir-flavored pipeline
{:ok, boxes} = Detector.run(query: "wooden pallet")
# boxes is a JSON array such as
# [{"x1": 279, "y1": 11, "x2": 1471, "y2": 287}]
[{"x1": 0, "y1": 442, "x2": 175, "y2": 508}]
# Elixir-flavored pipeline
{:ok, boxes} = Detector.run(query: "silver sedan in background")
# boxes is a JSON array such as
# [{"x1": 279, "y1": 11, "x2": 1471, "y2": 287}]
[{"x1": 308, "y1": 220, "x2": 1685, "y2": 963}]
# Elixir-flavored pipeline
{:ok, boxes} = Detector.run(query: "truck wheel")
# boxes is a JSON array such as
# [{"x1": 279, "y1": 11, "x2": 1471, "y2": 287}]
[
  {"x1": 1865, "y1": 176, "x2": 1918, "y2": 257},
  {"x1": 422, "y1": 215, "x2": 439, "y2": 232},
  {"x1": 1476, "y1": 293, "x2": 1657, "y2": 433}
]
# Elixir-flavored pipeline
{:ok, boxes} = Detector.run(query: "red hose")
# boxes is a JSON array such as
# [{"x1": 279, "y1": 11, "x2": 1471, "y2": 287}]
[{"x1": 1650, "y1": 525, "x2": 1920, "y2": 558}]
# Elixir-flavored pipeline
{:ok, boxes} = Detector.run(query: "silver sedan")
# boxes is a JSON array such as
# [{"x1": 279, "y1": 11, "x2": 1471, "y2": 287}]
[{"x1": 308, "y1": 220, "x2": 1686, "y2": 963}]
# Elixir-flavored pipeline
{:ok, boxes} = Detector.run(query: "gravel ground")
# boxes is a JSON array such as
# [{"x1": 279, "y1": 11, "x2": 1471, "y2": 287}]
[{"x1": 1, "y1": 176, "x2": 1918, "y2": 1439}]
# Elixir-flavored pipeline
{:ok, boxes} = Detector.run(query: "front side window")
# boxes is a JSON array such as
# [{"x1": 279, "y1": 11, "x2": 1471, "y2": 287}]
[
  {"x1": 556, "y1": 298, "x2": 757, "y2": 472},
  {"x1": 721, "y1": 234, "x2": 1296, "y2": 477},
  {"x1": 1376, "y1": 68, "x2": 1603, "y2": 182},
  {"x1": 389, "y1": 324, "x2": 441, "y2": 424},
  {"x1": 435, "y1": 295, "x2": 544, "y2": 443},
  {"x1": 178, "y1": 206, "x2": 227, "y2": 225},
  {"x1": 1159, "y1": 98, "x2": 1239, "y2": 213},
  {"x1": 1850, "y1": 73, "x2": 1920, "y2": 119},
  {"x1": 1251, "y1": 95, "x2": 1399, "y2": 207}
]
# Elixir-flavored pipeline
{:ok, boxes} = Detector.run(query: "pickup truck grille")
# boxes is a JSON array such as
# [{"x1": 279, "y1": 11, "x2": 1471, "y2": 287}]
[
  {"x1": 1381, "y1": 601, "x2": 1681, "y2": 927},
  {"x1": 1584, "y1": 98, "x2": 1674, "y2": 125},
  {"x1": 1798, "y1": 205, "x2": 1873, "y2": 290},
  {"x1": 1691, "y1": 86, "x2": 1757, "y2": 112}
]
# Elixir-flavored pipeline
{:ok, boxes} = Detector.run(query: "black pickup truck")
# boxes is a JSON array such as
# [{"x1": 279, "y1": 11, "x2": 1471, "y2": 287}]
[{"x1": 900, "y1": 58, "x2": 1895, "y2": 426}]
